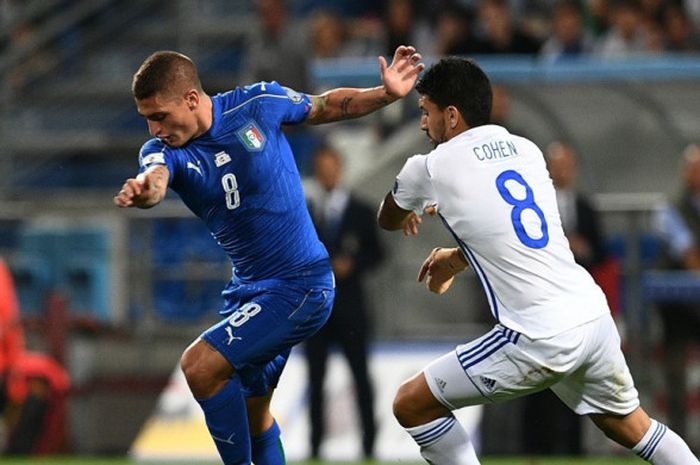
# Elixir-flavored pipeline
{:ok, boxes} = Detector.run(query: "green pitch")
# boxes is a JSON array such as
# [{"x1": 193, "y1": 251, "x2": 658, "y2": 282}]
[{"x1": 0, "y1": 458, "x2": 644, "y2": 465}]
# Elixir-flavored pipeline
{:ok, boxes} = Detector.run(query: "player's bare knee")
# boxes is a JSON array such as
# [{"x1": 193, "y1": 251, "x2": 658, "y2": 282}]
[
  {"x1": 180, "y1": 342, "x2": 230, "y2": 398},
  {"x1": 180, "y1": 346, "x2": 205, "y2": 394},
  {"x1": 393, "y1": 380, "x2": 421, "y2": 427}
]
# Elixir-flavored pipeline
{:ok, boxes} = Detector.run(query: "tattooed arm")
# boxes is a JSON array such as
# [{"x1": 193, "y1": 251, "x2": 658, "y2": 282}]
[
  {"x1": 305, "y1": 45, "x2": 424, "y2": 125},
  {"x1": 114, "y1": 164, "x2": 170, "y2": 209}
]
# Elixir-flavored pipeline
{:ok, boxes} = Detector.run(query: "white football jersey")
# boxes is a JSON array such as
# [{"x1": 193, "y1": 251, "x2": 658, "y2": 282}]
[{"x1": 393, "y1": 125, "x2": 608, "y2": 339}]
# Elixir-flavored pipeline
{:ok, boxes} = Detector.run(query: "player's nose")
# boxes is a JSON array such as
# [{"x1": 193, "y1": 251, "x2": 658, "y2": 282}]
[{"x1": 147, "y1": 120, "x2": 162, "y2": 137}]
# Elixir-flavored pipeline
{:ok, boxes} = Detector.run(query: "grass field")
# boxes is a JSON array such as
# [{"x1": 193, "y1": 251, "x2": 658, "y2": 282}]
[{"x1": 0, "y1": 458, "x2": 645, "y2": 465}]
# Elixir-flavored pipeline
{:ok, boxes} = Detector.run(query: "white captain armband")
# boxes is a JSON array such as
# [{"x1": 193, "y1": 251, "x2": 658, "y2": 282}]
[
  {"x1": 141, "y1": 152, "x2": 165, "y2": 166},
  {"x1": 283, "y1": 86, "x2": 304, "y2": 104}
]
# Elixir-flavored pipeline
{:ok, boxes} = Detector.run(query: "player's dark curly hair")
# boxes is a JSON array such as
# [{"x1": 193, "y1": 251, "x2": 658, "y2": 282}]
[
  {"x1": 415, "y1": 57, "x2": 492, "y2": 128},
  {"x1": 132, "y1": 51, "x2": 203, "y2": 100}
]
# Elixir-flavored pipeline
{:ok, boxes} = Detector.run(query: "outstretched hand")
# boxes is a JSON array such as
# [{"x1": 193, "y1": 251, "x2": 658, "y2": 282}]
[{"x1": 379, "y1": 45, "x2": 424, "y2": 99}]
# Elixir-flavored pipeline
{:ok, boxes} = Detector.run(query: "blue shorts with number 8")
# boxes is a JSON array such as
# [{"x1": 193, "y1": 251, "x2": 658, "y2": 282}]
[{"x1": 202, "y1": 270, "x2": 334, "y2": 397}]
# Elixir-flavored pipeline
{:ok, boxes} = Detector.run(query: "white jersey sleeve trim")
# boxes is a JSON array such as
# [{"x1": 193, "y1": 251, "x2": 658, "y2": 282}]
[{"x1": 393, "y1": 154, "x2": 435, "y2": 214}]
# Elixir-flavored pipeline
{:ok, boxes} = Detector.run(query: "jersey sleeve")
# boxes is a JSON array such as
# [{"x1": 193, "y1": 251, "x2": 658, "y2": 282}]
[
  {"x1": 242, "y1": 81, "x2": 312, "y2": 125},
  {"x1": 138, "y1": 139, "x2": 179, "y2": 186},
  {"x1": 392, "y1": 154, "x2": 436, "y2": 214}
]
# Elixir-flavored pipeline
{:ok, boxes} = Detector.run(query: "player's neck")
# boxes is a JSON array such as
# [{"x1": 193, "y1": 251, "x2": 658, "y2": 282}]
[
  {"x1": 446, "y1": 122, "x2": 470, "y2": 141},
  {"x1": 193, "y1": 94, "x2": 214, "y2": 139}
]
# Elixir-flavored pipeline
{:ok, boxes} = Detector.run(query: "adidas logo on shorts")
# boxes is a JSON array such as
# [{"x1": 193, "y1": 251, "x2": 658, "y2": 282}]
[
  {"x1": 434, "y1": 377, "x2": 447, "y2": 392},
  {"x1": 480, "y1": 376, "x2": 497, "y2": 392}
]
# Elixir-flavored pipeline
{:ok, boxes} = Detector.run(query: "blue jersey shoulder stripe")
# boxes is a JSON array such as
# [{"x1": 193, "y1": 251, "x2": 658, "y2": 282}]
[{"x1": 222, "y1": 93, "x2": 306, "y2": 116}]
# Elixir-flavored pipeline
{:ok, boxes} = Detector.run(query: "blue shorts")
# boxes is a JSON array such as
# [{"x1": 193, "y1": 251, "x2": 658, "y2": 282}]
[{"x1": 202, "y1": 268, "x2": 334, "y2": 397}]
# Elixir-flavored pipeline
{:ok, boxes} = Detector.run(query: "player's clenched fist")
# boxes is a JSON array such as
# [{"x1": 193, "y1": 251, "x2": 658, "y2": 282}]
[
  {"x1": 113, "y1": 166, "x2": 168, "y2": 208},
  {"x1": 417, "y1": 247, "x2": 469, "y2": 294}
]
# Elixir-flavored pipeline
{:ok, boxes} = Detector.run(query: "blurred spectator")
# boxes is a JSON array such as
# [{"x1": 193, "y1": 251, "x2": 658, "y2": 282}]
[
  {"x1": 685, "y1": 0, "x2": 700, "y2": 32},
  {"x1": 595, "y1": 0, "x2": 655, "y2": 58},
  {"x1": 640, "y1": 0, "x2": 665, "y2": 24},
  {"x1": 309, "y1": 10, "x2": 376, "y2": 59},
  {"x1": 433, "y1": 3, "x2": 483, "y2": 56},
  {"x1": 369, "y1": 0, "x2": 432, "y2": 140},
  {"x1": 652, "y1": 143, "x2": 700, "y2": 441},
  {"x1": 239, "y1": 0, "x2": 310, "y2": 92},
  {"x1": 310, "y1": 11, "x2": 349, "y2": 59},
  {"x1": 662, "y1": 3, "x2": 700, "y2": 52},
  {"x1": 0, "y1": 260, "x2": 24, "y2": 400},
  {"x1": 0, "y1": 258, "x2": 70, "y2": 456},
  {"x1": 489, "y1": 84, "x2": 531, "y2": 139},
  {"x1": 291, "y1": 0, "x2": 379, "y2": 17},
  {"x1": 490, "y1": 84, "x2": 511, "y2": 125},
  {"x1": 382, "y1": 0, "x2": 434, "y2": 58},
  {"x1": 546, "y1": 142, "x2": 608, "y2": 269},
  {"x1": 540, "y1": 0, "x2": 595, "y2": 62},
  {"x1": 475, "y1": 0, "x2": 541, "y2": 54},
  {"x1": 240, "y1": 0, "x2": 317, "y2": 174},
  {"x1": 304, "y1": 146, "x2": 383, "y2": 460},
  {"x1": 583, "y1": 0, "x2": 612, "y2": 37}
]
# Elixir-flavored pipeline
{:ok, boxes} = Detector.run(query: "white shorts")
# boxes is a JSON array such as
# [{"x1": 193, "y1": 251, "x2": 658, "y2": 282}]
[{"x1": 424, "y1": 313, "x2": 639, "y2": 416}]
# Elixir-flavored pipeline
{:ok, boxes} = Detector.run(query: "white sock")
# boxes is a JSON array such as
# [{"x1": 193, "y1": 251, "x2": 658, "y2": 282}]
[
  {"x1": 405, "y1": 415, "x2": 480, "y2": 465},
  {"x1": 632, "y1": 419, "x2": 699, "y2": 464}
]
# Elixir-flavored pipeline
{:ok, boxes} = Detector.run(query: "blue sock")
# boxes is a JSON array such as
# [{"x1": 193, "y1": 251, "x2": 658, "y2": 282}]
[
  {"x1": 252, "y1": 420, "x2": 286, "y2": 465},
  {"x1": 196, "y1": 375, "x2": 251, "y2": 465}
]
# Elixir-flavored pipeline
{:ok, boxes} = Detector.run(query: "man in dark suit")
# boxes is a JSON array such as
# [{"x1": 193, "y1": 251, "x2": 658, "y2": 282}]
[
  {"x1": 304, "y1": 146, "x2": 384, "y2": 460},
  {"x1": 546, "y1": 141, "x2": 607, "y2": 269}
]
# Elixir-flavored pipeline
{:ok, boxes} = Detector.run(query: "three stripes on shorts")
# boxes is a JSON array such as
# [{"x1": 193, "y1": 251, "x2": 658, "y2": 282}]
[{"x1": 457, "y1": 326, "x2": 521, "y2": 371}]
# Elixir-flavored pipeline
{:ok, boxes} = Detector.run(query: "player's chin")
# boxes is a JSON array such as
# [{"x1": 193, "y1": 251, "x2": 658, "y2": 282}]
[
  {"x1": 424, "y1": 132, "x2": 439, "y2": 148},
  {"x1": 160, "y1": 135, "x2": 181, "y2": 147},
  {"x1": 168, "y1": 138, "x2": 191, "y2": 148}
]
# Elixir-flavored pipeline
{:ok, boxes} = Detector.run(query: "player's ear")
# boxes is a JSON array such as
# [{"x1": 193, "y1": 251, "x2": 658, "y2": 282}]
[
  {"x1": 185, "y1": 89, "x2": 199, "y2": 110},
  {"x1": 447, "y1": 106, "x2": 460, "y2": 129}
]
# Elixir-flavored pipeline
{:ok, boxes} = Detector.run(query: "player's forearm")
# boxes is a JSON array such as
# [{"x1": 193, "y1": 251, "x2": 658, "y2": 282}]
[
  {"x1": 377, "y1": 194, "x2": 410, "y2": 231},
  {"x1": 114, "y1": 165, "x2": 169, "y2": 209},
  {"x1": 306, "y1": 86, "x2": 398, "y2": 125},
  {"x1": 131, "y1": 191, "x2": 164, "y2": 209}
]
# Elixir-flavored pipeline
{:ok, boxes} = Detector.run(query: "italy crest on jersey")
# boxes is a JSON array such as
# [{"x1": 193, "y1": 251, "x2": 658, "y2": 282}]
[{"x1": 236, "y1": 121, "x2": 266, "y2": 152}]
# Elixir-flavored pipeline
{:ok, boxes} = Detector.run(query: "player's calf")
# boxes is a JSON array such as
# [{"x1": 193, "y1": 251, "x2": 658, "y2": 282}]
[
  {"x1": 394, "y1": 373, "x2": 480, "y2": 465},
  {"x1": 590, "y1": 407, "x2": 699, "y2": 464}
]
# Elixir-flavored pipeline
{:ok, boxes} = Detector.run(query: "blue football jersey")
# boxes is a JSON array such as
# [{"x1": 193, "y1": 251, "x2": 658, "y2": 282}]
[{"x1": 138, "y1": 81, "x2": 329, "y2": 282}]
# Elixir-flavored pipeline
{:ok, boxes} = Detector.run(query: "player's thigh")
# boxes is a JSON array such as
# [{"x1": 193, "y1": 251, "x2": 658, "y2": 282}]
[
  {"x1": 203, "y1": 284, "x2": 333, "y2": 396},
  {"x1": 425, "y1": 326, "x2": 559, "y2": 410},
  {"x1": 203, "y1": 285, "x2": 333, "y2": 369},
  {"x1": 550, "y1": 314, "x2": 639, "y2": 416}
]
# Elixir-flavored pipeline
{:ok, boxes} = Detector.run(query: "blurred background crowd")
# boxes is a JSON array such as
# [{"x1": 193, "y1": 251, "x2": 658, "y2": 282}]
[{"x1": 1, "y1": 0, "x2": 700, "y2": 460}]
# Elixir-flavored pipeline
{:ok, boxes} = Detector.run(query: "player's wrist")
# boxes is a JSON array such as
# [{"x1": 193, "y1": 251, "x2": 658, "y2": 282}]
[
  {"x1": 381, "y1": 85, "x2": 401, "y2": 102},
  {"x1": 449, "y1": 248, "x2": 468, "y2": 272}
]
